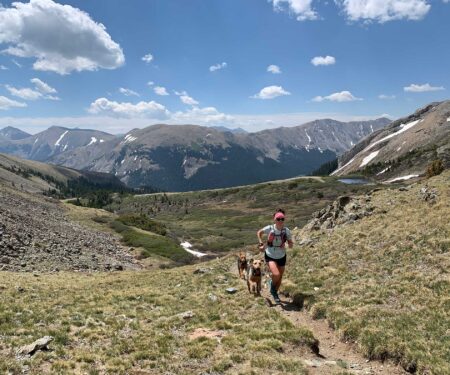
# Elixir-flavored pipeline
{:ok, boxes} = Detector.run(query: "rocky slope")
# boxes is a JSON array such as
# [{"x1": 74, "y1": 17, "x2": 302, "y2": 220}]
[
  {"x1": 0, "y1": 185, "x2": 138, "y2": 272},
  {"x1": 332, "y1": 100, "x2": 450, "y2": 180},
  {"x1": 49, "y1": 118, "x2": 388, "y2": 191}
]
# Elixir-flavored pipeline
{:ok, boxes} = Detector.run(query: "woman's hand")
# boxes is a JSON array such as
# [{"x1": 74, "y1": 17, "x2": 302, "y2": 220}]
[{"x1": 258, "y1": 243, "x2": 265, "y2": 252}]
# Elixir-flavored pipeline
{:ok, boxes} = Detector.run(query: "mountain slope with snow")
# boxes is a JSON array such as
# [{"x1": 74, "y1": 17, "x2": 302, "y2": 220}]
[{"x1": 333, "y1": 101, "x2": 450, "y2": 180}]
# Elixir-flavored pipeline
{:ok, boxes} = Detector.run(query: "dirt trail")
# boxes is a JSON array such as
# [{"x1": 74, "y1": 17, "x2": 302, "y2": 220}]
[{"x1": 231, "y1": 262, "x2": 407, "y2": 375}]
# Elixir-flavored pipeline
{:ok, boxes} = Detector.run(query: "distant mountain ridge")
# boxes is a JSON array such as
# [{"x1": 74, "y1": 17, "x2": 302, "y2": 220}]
[
  {"x1": 47, "y1": 118, "x2": 389, "y2": 191},
  {"x1": 332, "y1": 100, "x2": 450, "y2": 180},
  {"x1": 0, "y1": 126, "x2": 30, "y2": 141},
  {"x1": 0, "y1": 126, "x2": 116, "y2": 162}
]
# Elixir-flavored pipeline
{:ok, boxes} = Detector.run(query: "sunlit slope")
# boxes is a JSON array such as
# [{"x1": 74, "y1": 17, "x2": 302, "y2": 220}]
[
  {"x1": 0, "y1": 259, "x2": 317, "y2": 374},
  {"x1": 285, "y1": 171, "x2": 450, "y2": 374}
]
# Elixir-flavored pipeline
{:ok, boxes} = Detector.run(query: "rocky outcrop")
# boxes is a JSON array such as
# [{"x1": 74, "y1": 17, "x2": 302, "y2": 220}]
[
  {"x1": 304, "y1": 195, "x2": 374, "y2": 232},
  {"x1": 0, "y1": 185, "x2": 139, "y2": 272}
]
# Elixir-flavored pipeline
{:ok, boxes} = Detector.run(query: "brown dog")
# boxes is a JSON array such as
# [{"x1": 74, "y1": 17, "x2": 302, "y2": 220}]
[
  {"x1": 247, "y1": 259, "x2": 263, "y2": 296},
  {"x1": 237, "y1": 252, "x2": 248, "y2": 279}
]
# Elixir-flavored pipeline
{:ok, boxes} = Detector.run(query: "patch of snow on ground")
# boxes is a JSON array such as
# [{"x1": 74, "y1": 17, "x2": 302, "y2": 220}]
[
  {"x1": 34, "y1": 138, "x2": 39, "y2": 144},
  {"x1": 55, "y1": 130, "x2": 68, "y2": 146},
  {"x1": 121, "y1": 159, "x2": 125, "y2": 164},
  {"x1": 365, "y1": 119, "x2": 422, "y2": 151},
  {"x1": 331, "y1": 157, "x2": 356, "y2": 176},
  {"x1": 370, "y1": 124, "x2": 374, "y2": 132},
  {"x1": 180, "y1": 241, "x2": 207, "y2": 258},
  {"x1": 87, "y1": 137, "x2": 97, "y2": 146},
  {"x1": 360, "y1": 150, "x2": 380, "y2": 167},
  {"x1": 386, "y1": 174, "x2": 419, "y2": 183},
  {"x1": 134, "y1": 156, "x2": 137, "y2": 161},
  {"x1": 63, "y1": 144, "x2": 68, "y2": 151},
  {"x1": 377, "y1": 167, "x2": 389, "y2": 175},
  {"x1": 99, "y1": 139, "x2": 105, "y2": 143},
  {"x1": 447, "y1": 117, "x2": 450, "y2": 122}
]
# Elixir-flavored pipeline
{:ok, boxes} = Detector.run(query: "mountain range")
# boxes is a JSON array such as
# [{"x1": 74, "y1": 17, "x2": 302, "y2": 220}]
[
  {"x1": 0, "y1": 118, "x2": 389, "y2": 191},
  {"x1": 333, "y1": 100, "x2": 450, "y2": 181}
]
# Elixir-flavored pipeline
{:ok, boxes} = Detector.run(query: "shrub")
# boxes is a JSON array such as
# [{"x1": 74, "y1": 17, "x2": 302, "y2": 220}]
[{"x1": 426, "y1": 159, "x2": 444, "y2": 178}]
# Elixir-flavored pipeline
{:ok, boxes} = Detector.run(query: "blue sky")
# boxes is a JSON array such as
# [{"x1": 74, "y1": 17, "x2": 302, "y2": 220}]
[{"x1": 0, "y1": 0, "x2": 449, "y2": 133}]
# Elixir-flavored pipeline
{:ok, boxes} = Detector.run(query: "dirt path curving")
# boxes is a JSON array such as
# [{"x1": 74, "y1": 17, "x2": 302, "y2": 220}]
[{"x1": 231, "y1": 261, "x2": 407, "y2": 375}]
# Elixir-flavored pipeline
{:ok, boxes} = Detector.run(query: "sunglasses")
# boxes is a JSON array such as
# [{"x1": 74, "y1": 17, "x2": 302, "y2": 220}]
[{"x1": 276, "y1": 218, "x2": 285, "y2": 222}]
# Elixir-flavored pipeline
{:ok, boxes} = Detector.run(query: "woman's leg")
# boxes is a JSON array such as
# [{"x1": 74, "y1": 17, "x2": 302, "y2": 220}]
[
  {"x1": 275, "y1": 266, "x2": 285, "y2": 290},
  {"x1": 267, "y1": 261, "x2": 281, "y2": 290}
]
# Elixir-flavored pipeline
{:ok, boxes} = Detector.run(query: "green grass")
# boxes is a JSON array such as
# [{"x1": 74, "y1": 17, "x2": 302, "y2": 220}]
[
  {"x1": 107, "y1": 176, "x2": 382, "y2": 255},
  {"x1": 282, "y1": 171, "x2": 450, "y2": 374},
  {"x1": 109, "y1": 220, "x2": 192, "y2": 264},
  {"x1": 0, "y1": 258, "x2": 316, "y2": 374}
]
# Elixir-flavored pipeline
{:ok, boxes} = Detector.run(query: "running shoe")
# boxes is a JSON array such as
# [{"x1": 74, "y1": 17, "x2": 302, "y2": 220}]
[{"x1": 268, "y1": 279, "x2": 281, "y2": 304}]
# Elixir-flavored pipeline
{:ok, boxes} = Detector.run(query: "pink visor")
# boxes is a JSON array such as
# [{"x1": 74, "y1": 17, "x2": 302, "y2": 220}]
[{"x1": 274, "y1": 212, "x2": 285, "y2": 220}]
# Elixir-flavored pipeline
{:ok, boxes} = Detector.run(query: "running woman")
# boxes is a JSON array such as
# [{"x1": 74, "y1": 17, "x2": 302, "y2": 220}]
[{"x1": 257, "y1": 209, "x2": 294, "y2": 304}]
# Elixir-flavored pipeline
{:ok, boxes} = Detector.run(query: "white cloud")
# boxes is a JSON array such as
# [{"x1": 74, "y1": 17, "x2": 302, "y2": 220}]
[
  {"x1": 378, "y1": 94, "x2": 396, "y2": 100},
  {"x1": 30, "y1": 78, "x2": 57, "y2": 94},
  {"x1": 147, "y1": 81, "x2": 155, "y2": 86},
  {"x1": 142, "y1": 53, "x2": 154, "y2": 64},
  {"x1": 252, "y1": 85, "x2": 291, "y2": 100},
  {"x1": 267, "y1": 64, "x2": 282, "y2": 74},
  {"x1": 154, "y1": 86, "x2": 169, "y2": 96},
  {"x1": 311, "y1": 55, "x2": 336, "y2": 66},
  {"x1": 209, "y1": 62, "x2": 227, "y2": 72},
  {"x1": 172, "y1": 106, "x2": 234, "y2": 125},
  {"x1": 0, "y1": 96, "x2": 27, "y2": 110},
  {"x1": 312, "y1": 91, "x2": 362, "y2": 102},
  {"x1": 119, "y1": 87, "x2": 140, "y2": 97},
  {"x1": 404, "y1": 83, "x2": 445, "y2": 92},
  {"x1": 174, "y1": 90, "x2": 199, "y2": 106},
  {"x1": 0, "y1": 0, "x2": 124, "y2": 74},
  {"x1": 12, "y1": 59, "x2": 22, "y2": 68},
  {"x1": 336, "y1": 0, "x2": 431, "y2": 23},
  {"x1": 271, "y1": 0, "x2": 319, "y2": 21},
  {"x1": 181, "y1": 95, "x2": 199, "y2": 106},
  {"x1": 88, "y1": 98, "x2": 170, "y2": 119},
  {"x1": 5, "y1": 85, "x2": 42, "y2": 100},
  {"x1": 5, "y1": 78, "x2": 59, "y2": 100},
  {"x1": 0, "y1": 65, "x2": 8, "y2": 70}
]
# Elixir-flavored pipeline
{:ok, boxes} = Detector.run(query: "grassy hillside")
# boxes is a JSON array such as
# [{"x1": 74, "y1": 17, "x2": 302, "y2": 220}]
[
  {"x1": 283, "y1": 171, "x2": 450, "y2": 374},
  {"x1": 0, "y1": 259, "x2": 318, "y2": 375},
  {"x1": 108, "y1": 176, "x2": 380, "y2": 255}
]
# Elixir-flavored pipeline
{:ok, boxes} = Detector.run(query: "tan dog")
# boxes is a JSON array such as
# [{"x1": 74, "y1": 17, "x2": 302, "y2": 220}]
[
  {"x1": 247, "y1": 259, "x2": 263, "y2": 296},
  {"x1": 237, "y1": 252, "x2": 248, "y2": 279}
]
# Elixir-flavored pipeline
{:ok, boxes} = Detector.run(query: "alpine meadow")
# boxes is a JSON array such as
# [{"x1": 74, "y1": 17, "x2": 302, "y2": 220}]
[{"x1": 0, "y1": 1, "x2": 449, "y2": 374}]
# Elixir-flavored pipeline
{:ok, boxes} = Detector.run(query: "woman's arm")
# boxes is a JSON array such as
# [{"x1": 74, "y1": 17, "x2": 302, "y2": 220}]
[
  {"x1": 287, "y1": 239, "x2": 294, "y2": 249},
  {"x1": 256, "y1": 229, "x2": 265, "y2": 244},
  {"x1": 257, "y1": 229, "x2": 265, "y2": 252}
]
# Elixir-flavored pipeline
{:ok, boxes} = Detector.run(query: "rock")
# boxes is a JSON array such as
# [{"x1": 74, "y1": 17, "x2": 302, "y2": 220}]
[
  {"x1": 17, "y1": 336, "x2": 53, "y2": 356},
  {"x1": 304, "y1": 359, "x2": 323, "y2": 367},
  {"x1": 180, "y1": 311, "x2": 194, "y2": 319},
  {"x1": 225, "y1": 288, "x2": 237, "y2": 294},
  {"x1": 419, "y1": 187, "x2": 438, "y2": 204},
  {"x1": 193, "y1": 268, "x2": 209, "y2": 274}
]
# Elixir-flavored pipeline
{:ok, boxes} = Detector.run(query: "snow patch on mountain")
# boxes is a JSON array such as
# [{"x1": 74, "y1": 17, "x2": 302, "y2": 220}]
[
  {"x1": 360, "y1": 150, "x2": 379, "y2": 167},
  {"x1": 386, "y1": 174, "x2": 419, "y2": 183},
  {"x1": 88, "y1": 137, "x2": 97, "y2": 146},
  {"x1": 365, "y1": 119, "x2": 422, "y2": 152},
  {"x1": 55, "y1": 131, "x2": 68, "y2": 146}
]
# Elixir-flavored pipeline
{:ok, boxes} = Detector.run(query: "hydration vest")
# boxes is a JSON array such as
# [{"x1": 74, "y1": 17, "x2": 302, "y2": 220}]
[{"x1": 267, "y1": 225, "x2": 287, "y2": 248}]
